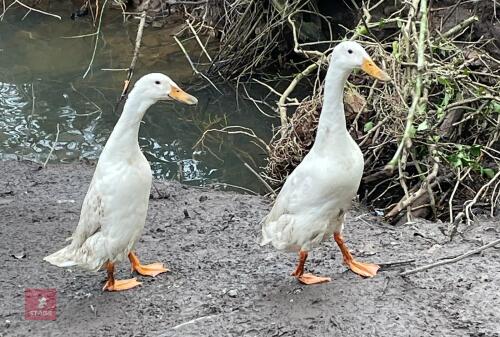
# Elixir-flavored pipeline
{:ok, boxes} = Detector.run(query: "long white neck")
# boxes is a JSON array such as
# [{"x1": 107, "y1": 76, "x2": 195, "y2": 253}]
[
  {"x1": 313, "y1": 64, "x2": 351, "y2": 151},
  {"x1": 101, "y1": 90, "x2": 155, "y2": 159}
]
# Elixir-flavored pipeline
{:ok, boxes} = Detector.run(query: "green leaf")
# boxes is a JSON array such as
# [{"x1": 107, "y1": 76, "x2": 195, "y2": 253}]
[
  {"x1": 356, "y1": 25, "x2": 368, "y2": 36},
  {"x1": 476, "y1": 87, "x2": 487, "y2": 95},
  {"x1": 437, "y1": 76, "x2": 450, "y2": 86},
  {"x1": 364, "y1": 121, "x2": 374, "y2": 132},
  {"x1": 448, "y1": 156, "x2": 462, "y2": 167},
  {"x1": 481, "y1": 168, "x2": 495, "y2": 179},
  {"x1": 437, "y1": 107, "x2": 444, "y2": 119},
  {"x1": 491, "y1": 101, "x2": 500, "y2": 114},
  {"x1": 447, "y1": 154, "x2": 458, "y2": 166},
  {"x1": 442, "y1": 87, "x2": 453, "y2": 106},
  {"x1": 470, "y1": 145, "x2": 481, "y2": 157},
  {"x1": 417, "y1": 120, "x2": 429, "y2": 131}
]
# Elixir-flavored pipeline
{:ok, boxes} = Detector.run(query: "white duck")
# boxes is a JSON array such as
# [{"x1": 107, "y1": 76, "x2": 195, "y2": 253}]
[
  {"x1": 44, "y1": 73, "x2": 197, "y2": 291},
  {"x1": 261, "y1": 41, "x2": 390, "y2": 284}
]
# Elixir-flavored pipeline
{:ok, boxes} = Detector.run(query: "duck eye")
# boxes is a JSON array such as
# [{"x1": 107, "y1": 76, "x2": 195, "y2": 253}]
[
  {"x1": 348, "y1": 49, "x2": 353, "y2": 54},
  {"x1": 155, "y1": 81, "x2": 161, "y2": 85}
]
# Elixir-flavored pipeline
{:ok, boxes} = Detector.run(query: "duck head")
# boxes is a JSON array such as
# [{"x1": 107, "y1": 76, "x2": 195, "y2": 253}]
[
  {"x1": 132, "y1": 73, "x2": 198, "y2": 105},
  {"x1": 330, "y1": 41, "x2": 390, "y2": 81}
]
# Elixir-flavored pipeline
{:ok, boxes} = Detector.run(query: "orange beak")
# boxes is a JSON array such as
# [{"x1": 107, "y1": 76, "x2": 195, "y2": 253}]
[
  {"x1": 361, "y1": 57, "x2": 391, "y2": 81},
  {"x1": 168, "y1": 86, "x2": 198, "y2": 105}
]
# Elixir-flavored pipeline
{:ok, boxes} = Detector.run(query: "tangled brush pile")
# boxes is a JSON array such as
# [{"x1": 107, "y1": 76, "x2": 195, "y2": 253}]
[
  {"x1": 175, "y1": 0, "x2": 499, "y2": 225},
  {"x1": 262, "y1": 0, "x2": 500, "y2": 225}
]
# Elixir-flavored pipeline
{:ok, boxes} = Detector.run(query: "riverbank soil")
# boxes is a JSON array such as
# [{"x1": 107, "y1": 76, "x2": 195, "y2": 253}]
[{"x1": 0, "y1": 161, "x2": 499, "y2": 337}]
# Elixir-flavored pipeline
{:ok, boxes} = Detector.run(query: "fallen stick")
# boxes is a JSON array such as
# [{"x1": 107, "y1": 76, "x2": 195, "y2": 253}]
[
  {"x1": 378, "y1": 258, "x2": 416, "y2": 268},
  {"x1": 116, "y1": 0, "x2": 151, "y2": 107},
  {"x1": 385, "y1": 159, "x2": 438, "y2": 219},
  {"x1": 464, "y1": 170, "x2": 500, "y2": 224},
  {"x1": 278, "y1": 60, "x2": 321, "y2": 135},
  {"x1": 186, "y1": 19, "x2": 213, "y2": 62},
  {"x1": 43, "y1": 123, "x2": 60, "y2": 168},
  {"x1": 14, "y1": 0, "x2": 61, "y2": 20},
  {"x1": 83, "y1": 0, "x2": 108, "y2": 79},
  {"x1": 173, "y1": 35, "x2": 222, "y2": 94},
  {"x1": 441, "y1": 15, "x2": 478, "y2": 40},
  {"x1": 243, "y1": 162, "x2": 276, "y2": 196},
  {"x1": 171, "y1": 314, "x2": 220, "y2": 331},
  {"x1": 400, "y1": 238, "x2": 500, "y2": 276}
]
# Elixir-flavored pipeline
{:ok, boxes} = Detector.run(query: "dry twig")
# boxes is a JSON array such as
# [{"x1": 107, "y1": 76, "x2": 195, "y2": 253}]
[{"x1": 400, "y1": 238, "x2": 500, "y2": 276}]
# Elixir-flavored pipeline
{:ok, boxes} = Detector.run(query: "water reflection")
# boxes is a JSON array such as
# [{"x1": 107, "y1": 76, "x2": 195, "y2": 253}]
[{"x1": 0, "y1": 3, "x2": 274, "y2": 192}]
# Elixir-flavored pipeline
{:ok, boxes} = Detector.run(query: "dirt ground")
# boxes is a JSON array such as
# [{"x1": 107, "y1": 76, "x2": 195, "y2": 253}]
[{"x1": 0, "y1": 160, "x2": 499, "y2": 337}]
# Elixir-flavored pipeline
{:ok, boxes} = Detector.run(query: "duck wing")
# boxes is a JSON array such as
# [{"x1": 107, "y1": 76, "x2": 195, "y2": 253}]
[{"x1": 43, "y1": 176, "x2": 105, "y2": 269}]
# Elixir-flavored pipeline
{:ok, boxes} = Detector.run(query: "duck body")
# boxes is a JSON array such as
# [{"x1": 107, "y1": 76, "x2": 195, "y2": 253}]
[
  {"x1": 262, "y1": 130, "x2": 364, "y2": 252},
  {"x1": 57, "y1": 144, "x2": 152, "y2": 271},
  {"x1": 45, "y1": 93, "x2": 154, "y2": 271},
  {"x1": 261, "y1": 41, "x2": 390, "y2": 284},
  {"x1": 44, "y1": 73, "x2": 198, "y2": 291}
]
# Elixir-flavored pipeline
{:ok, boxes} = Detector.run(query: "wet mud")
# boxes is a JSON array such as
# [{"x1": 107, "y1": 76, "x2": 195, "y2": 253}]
[{"x1": 0, "y1": 160, "x2": 499, "y2": 337}]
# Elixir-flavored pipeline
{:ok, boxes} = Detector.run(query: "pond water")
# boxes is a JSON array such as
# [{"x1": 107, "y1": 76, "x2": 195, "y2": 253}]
[{"x1": 0, "y1": 2, "x2": 275, "y2": 193}]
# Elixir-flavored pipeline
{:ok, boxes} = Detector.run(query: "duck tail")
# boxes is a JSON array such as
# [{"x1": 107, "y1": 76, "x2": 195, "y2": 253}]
[
  {"x1": 260, "y1": 219, "x2": 273, "y2": 246},
  {"x1": 260, "y1": 235, "x2": 271, "y2": 246},
  {"x1": 43, "y1": 245, "x2": 78, "y2": 268}
]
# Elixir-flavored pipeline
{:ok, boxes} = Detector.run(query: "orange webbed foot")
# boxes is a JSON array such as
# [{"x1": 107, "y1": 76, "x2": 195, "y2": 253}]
[
  {"x1": 334, "y1": 233, "x2": 379, "y2": 278},
  {"x1": 291, "y1": 250, "x2": 331, "y2": 285},
  {"x1": 128, "y1": 252, "x2": 169, "y2": 277},
  {"x1": 346, "y1": 260, "x2": 380, "y2": 278},
  {"x1": 103, "y1": 278, "x2": 142, "y2": 291},
  {"x1": 132, "y1": 262, "x2": 169, "y2": 277},
  {"x1": 296, "y1": 273, "x2": 331, "y2": 285}
]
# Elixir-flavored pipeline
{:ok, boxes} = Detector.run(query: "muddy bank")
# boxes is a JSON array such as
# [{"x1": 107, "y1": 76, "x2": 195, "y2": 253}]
[{"x1": 0, "y1": 160, "x2": 499, "y2": 337}]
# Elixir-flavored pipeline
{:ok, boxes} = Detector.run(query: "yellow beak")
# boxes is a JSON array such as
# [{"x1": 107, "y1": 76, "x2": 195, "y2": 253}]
[
  {"x1": 361, "y1": 57, "x2": 391, "y2": 81},
  {"x1": 168, "y1": 87, "x2": 198, "y2": 105}
]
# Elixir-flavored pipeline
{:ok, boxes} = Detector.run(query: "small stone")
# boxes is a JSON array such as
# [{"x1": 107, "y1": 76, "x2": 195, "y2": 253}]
[
  {"x1": 480, "y1": 274, "x2": 490, "y2": 282},
  {"x1": 12, "y1": 252, "x2": 26, "y2": 259},
  {"x1": 227, "y1": 289, "x2": 238, "y2": 298},
  {"x1": 5, "y1": 320, "x2": 11, "y2": 328}
]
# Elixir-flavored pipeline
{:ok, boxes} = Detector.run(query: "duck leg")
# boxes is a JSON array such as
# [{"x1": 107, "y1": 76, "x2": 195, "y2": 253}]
[
  {"x1": 128, "y1": 251, "x2": 168, "y2": 277},
  {"x1": 333, "y1": 233, "x2": 379, "y2": 277},
  {"x1": 102, "y1": 262, "x2": 142, "y2": 291},
  {"x1": 291, "y1": 250, "x2": 331, "y2": 285}
]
